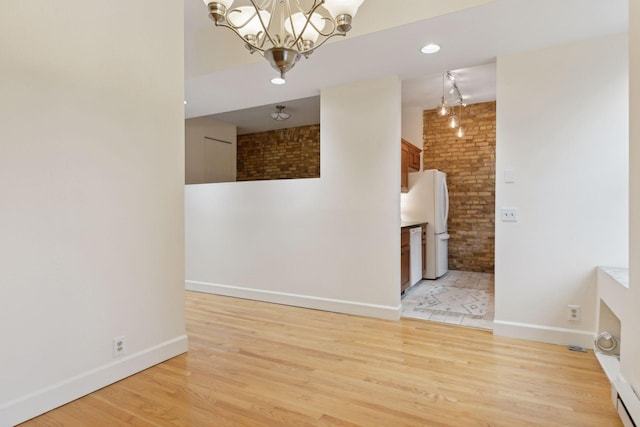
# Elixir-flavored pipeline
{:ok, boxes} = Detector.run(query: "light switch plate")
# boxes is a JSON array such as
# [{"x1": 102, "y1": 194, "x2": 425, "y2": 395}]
[{"x1": 504, "y1": 169, "x2": 516, "y2": 183}]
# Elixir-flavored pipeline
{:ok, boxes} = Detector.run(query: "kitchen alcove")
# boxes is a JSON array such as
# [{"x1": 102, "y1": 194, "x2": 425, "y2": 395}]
[{"x1": 185, "y1": 96, "x2": 321, "y2": 185}]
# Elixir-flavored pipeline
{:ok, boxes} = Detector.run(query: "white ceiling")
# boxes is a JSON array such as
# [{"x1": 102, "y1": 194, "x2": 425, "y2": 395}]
[
  {"x1": 209, "y1": 96, "x2": 321, "y2": 135},
  {"x1": 185, "y1": 0, "x2": 628, "y2": 132}
]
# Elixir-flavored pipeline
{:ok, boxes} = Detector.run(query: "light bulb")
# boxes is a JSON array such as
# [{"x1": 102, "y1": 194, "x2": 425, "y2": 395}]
[
  {"x1": 437, "y1": 98, "x2": 448, "y2": 116},
  {"x1": 457, "y1": 127, "x2": 464, "y2": 138},
  {"x1": 448, "y1": 114, "x2": 459, "y2": 128}
]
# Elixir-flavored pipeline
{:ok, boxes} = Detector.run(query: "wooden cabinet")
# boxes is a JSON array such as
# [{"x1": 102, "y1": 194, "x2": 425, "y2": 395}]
[
  {"x1": 405, "y1": 139, "x2": 421, "y2": 171},
  {"x1": 401, "y1": 145, "x2": 409, "y2": 192},
  {"x1": 401, "y1": 139, "x2": 421, "y2": 193},
  {"x1": 400, "y1": 228, "x2": 411, "y2": 293}
]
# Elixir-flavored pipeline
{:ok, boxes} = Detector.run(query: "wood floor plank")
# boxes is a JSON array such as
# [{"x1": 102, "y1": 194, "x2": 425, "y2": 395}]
[{"x1": 19, "y1": 291, "x2": 621, "y2": 426}]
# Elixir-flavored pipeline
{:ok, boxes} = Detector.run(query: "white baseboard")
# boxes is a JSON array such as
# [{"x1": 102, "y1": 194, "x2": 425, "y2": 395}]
[
  {"x1": 0, "y1": 334, "x2": 188, "y2": 427},
  {"x1": 493, "y1": 319, "x2": 595, "y2": 348},
  {"x1": 186, "y1": 280, "x2": 402, "y2": 321}
]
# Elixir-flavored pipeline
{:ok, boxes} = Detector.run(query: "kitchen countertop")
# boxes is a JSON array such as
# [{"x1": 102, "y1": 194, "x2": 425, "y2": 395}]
[{"x1": 401, "y1": 221, "x2": 427, "y2": 228}]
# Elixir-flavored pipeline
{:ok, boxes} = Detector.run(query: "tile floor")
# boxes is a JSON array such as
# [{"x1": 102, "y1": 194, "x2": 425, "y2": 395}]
[{"x1": 401, "y1": 270, "x2": 495, "y2": 330}]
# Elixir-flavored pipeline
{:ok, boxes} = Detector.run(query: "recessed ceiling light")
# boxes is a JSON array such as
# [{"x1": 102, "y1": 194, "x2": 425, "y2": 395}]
[
  {"x1": 421, "y1": 43, "x2": 440, "y2": 54},
  {"x1": 271, "y1": 77, "x2": 286, "y2": 85},
  {"x1": 184, "y1": 101, "x2": 187, "y2": 105}
]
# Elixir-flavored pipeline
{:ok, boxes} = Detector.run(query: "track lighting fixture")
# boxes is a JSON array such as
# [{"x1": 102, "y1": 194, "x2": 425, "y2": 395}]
[{"x1": 437, "y1": 71, "x2": 466, "y2": 138}]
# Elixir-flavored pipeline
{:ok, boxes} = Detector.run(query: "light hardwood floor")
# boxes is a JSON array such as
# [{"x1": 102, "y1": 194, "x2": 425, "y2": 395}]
[{"x1": 21, "y1": 291, "x2": 621, "y2": 426}]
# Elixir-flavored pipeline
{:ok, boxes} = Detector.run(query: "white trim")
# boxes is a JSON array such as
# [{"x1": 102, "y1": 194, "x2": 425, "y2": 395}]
[
  {"x1": 186, "y1": 280, "x2": 402, "y2": 321},
  {"x1": 596, "y1": 352, "x2": 621, "y2": 384},
  {"x1": 0, "y1": 335, "x2": 188, "y2": 427},
  {"x1": 493, "y1": 319, "x2": 595, "y2": 348}
]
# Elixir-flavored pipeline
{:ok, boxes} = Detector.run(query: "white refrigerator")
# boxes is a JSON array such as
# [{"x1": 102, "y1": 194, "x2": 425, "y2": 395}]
[{"x1": 401, "y1": 169, "x2": 450, "y2": 279}]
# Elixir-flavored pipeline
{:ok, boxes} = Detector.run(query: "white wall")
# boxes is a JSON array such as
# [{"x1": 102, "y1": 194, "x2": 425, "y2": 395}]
[
  {"x1": 402, "y1": 107, "x2": 424, "y2": 150},
  {"x1": 622, "y1": 0, "x2": 640, "y2": 398},
  {"x1": 0, "y1": 3, "x2": 187, "y2": 425},
  {"x1": 186, "y1": 76, "x2": 401, "y2": 319},
  {"x1": 494, "y1": 33, "x2": 629, "y2": 347},
  {"x1": 185, "y1": 117, "x2": 237, "y2": 184}
]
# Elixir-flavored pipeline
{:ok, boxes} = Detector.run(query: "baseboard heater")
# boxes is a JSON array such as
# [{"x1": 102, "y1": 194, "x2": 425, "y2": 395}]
[
  {"x1": 616, "y1": 380, "x2": 640, "y2": 427},
  {"x1": 618, "y1": 395, "x2": 636, "y2": 427}
]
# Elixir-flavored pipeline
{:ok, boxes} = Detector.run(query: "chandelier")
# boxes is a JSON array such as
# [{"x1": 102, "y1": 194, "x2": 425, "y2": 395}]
[
  {"x1": 203, "y1": 0, "x2": 365, "y2": 83},
  {"x1": 270, "y1": 105, "x2": 291, "y2": 120}
]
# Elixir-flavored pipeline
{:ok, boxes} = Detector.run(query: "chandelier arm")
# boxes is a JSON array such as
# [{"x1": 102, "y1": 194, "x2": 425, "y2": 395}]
[
  {"x1": 284, "y1": 1, "x2": 308, "y2": 50},
  {"x1": 249, "y1": 0, "x2": 279, "y2": 48},
  {"x1": 297, "y1": 31, "x2": 346, "y2": 56},
  {"x1": 292, "y1": 0, "x2": 325, "y2": 15},
  {"x1": 255, "y1": 0, "x2": 270, "y2": 9},
  {"x1": 300, "y1": 15, "x2": 339, "y2": 41},
  {"x1": 283, "y1": 0, "x2": 298, "y2": 48},
  {"x1": 312, "y1": 17, "x2": 337, "y2": 37},
  {"x1": 225, "y1": 8, "x2": 258, "y2": 32},
  {"x1": 256, "y1": 30, "x2": 268, "y2": 50},
  {"x1": 285, "y1": 0, "x2": 333, "y2": 50},
  {"x1": 213, "y1": 20, "x2": 267, "y2": 55}
]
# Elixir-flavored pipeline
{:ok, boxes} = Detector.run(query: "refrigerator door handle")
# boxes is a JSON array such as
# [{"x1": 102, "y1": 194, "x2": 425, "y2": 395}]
[{"x1": 443, "y1": 177, "x2": 450, "y2": 225}]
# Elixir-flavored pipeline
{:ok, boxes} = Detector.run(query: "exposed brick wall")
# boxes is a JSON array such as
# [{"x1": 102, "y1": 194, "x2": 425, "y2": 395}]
[
  {"x1": 423, "y1": 102, "x2": 496, "y2": 273},
  {"x1": 236, "y1": 125, "x2": 320, "y2": 181}
]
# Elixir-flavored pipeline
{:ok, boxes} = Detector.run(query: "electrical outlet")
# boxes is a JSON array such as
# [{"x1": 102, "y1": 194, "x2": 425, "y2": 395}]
[
  {"x1": 568, "y1": 305, "x2": 581, "y2": 321},
  {"x1": 501, "y1": 207, "x2": 518, "y2": 222},
  {"x1": 113, "y1": 336, "x2": 126, "y2": 358}
]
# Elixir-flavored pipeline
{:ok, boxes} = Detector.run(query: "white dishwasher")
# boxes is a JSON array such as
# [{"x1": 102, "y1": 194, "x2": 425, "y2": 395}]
[{"x1": 409, "y1": 226, "x2": 422, "y2": 287}]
